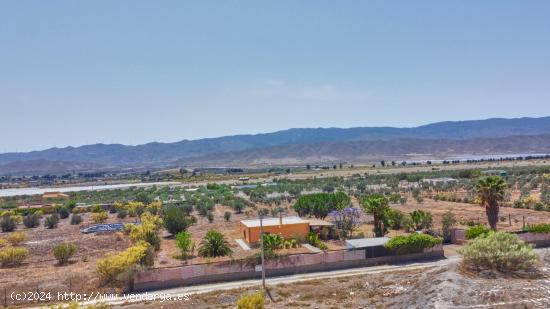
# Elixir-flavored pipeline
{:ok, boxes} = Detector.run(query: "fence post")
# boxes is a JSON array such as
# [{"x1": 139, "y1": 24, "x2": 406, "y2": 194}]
[
  {"x1": 523, "y1": 216, "x2": 526, "y2": 229},
  {"x1": 509, "y1": 214, "x2": 511, "y2": 226}
]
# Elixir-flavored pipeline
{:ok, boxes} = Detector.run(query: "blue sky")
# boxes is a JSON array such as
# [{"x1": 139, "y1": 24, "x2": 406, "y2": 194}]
[{"x1": 1, "y1": 1, "x2": 549, "y2": 152}]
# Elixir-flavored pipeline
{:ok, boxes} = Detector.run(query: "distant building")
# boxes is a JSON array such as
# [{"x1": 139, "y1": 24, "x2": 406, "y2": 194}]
[
  {"x1": 421, "y1": 177, "x2": 458, "y2": 185},
  {"x1": 481, "y1": 170, "x2": 507, "y2": 177},
  {"x1": 42, "y1": 192, "x2": 69, "y2": 200}
]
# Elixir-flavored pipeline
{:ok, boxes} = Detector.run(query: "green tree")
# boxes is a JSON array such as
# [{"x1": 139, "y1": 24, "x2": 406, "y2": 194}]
[
  {"x1": 175, "y1": 231, "x2": 194, "y2": 261},
  {"x1": 361, "y1": 194, "x2": 390, "y2": 237},
  {"x1": 198, "y1": 229, "x2": 232, "y2": 258},
  {"x1": 163, "y1": 206, "x2": 193, "y2": 235},
  {"x1": 476, "y1": 176, "x2": 507, "y2": 230}
]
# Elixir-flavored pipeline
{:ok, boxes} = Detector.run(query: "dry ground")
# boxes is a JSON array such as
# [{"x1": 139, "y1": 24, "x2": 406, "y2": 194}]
[
  {"x1": 0, "y1": 213, "x2": 134, "y2": 307},
  {"x1": 118, "y1": 249, "x2": 550, "y2": 309}
]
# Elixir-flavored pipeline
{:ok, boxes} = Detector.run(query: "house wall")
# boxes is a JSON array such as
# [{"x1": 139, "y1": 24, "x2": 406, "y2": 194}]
[{"x1": 240, "y1": 222, "x2": 310, "y2": 244}]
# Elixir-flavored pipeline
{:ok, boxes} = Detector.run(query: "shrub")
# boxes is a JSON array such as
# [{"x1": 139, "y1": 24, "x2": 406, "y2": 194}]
[
  {"x1": 96, "y1": 242, "x2": 152, "y2": 283},
  {"x1": 262, "y1": 233, "x2": 284, "y2": 252},
  {"x1": 175, "y1": 231, "x2": 194, "y2": 260},
  {"x1": 0, "y1": 238, "x2": 7, "y2": 247},
  {"x1": 441, "y1": 210, "x2": 457, "y2": 242},
  {"x1": 236, "y1": 291, "x2": 265, "y2": 309},
  {"x1": 23, "y1": 213, "x2": 40, "y2": 228},
  {"x1": 384, "y1": 233, "x2": 442, "y2": 255},
  {"x1": 45, "y1": 214, "x2": 60, "y2": 229},
  {"x1": 224, "y1": 211, "x2": 232, "y2": 222},
  {"x1": 207, "y1": 212, "x2": 214, "y2": 223},
  {"x1": 92, "y1": 211, "x2": 108, "y2": 223},
  {"x1": 53, "y1": 243, "x2": 77, "y2": 265},
  {"x1": 410, "y1": 210, "x2": 433, "y2": 231},
  {"x1": 1, "y1": 215, "x2": 16, "y2": 232},
  {"x1": 125, "y1": 213, "x2": 162, "y2": 249},
  {"x1": 117, "y1": 208, "x2": 128, "y2": 219},
  {"x1": 465, "y1": 225, "x2": 491, "y2": 239},
  {"x1": 91, "y1": 205, "x2": 103, "y2": 213},
  {"x1": 198, "y1": 229, "x2": 232, "y2": 258},
  {"x1": 524, "y1": 223, "x2": 550, "y2": 233},
  {"x1": 8, "y1": 232, "x2": 26, "y2": 245},
  {"x1": 114, "y1": 232, "x2": 124, "y2": 241},
  {"x1": 0, "y1": 246, "x2": 28, "y2": 267},
  {"x1": 459, "y1": 232, "x2": 538, "y2": 272},
  {"x1": 163, "y1": 206, "x2": 192, "y2": 235},
  {"x1": 387, "y1": 209, "x2": 406, "y2": 230},
  {"x1": 70, "y1": 214, "x2": 82, "y2": 225},
  {"x1": 307, "y1": 232, "x2": 328, "y2": 250},
  {"x1": 58, "y1": 207, "x2": 70, "y2": 219}
]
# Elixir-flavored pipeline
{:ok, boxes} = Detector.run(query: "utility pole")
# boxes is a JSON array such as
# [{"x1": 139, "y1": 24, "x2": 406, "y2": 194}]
[{"x1": 259, "y1": 210, "x2": 266, "y2": 291}]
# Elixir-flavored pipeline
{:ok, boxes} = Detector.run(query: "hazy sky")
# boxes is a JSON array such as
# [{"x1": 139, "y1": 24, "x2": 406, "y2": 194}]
[{"x1": 1, "y1": 1, "x2": 550, "y2": 152}]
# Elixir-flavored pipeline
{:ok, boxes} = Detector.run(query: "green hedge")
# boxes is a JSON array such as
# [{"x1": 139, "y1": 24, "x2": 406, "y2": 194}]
[
  {"x1": 384, "y1": 233, "x2": 442, "y2": 254},
  {"x1": 524, "y1": 223, "x2": 550, "y2": 233}
]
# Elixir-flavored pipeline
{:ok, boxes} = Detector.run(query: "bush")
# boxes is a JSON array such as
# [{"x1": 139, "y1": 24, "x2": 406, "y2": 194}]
[
  {"x1": 23, "y1": 213, "x2": 40, "y2": 228},
  {"x1": 45, "y1": 214, "x2": 60, "y2": 229},
  {"x1": 0, "y1": 246, "x2": 28, "y2": 267},
  {"x1": 8, "y1": 232, "x2": 26, "y2": 245},
  {"x1": 117, "y1": 208, "x2": 128, "y2": 219},
  {"x1": 70, "y1": 214, "x2": 82, "y2": 225},
  {"x1": 207, "y1": 212, "x2": 214, "y2": 223},
  {"x1": 92, "y1": 211, "x2": 108, "y2": 223},
  {"x1": 0, "y1": 238, "x2": 7, "y2": 247},
  {"x1": 236, "y1": 291, "x2": 265, "y2": 309},
  {"x1": 307, "y1": 232, "x2": 328, "y2": 250},
  {"x1": 459, "y1": 232, "x2": 538, "y2": 272},
  {"x1": 410, "y1": 210, "x2": 433, "y2": 230},
  {"x1": 96, "y1": 242, "x2": 152, "y2": 283},
  {"x1": 384, "y1": 233, "x2": 442, "y2": 255},
  {"x1": 523, "y1": 223, "x2": 550, "y2": 233},
  {"x1": 386, "y1": 209, "x2": 406, "y2": 230},
  {"x1": 58, "y1": 207, "x2": 70, "y2": 219},
  {"x1": 125, "y1": 213, "x2": 162, "y2": 250},
  {"x1": 53, "y1": 243, "x2": 77, "y2": 265},
  {"x1": 1, "y1": 215, "x2": 16, "y2": 232},
  {"x1": 262, "y1": 233, "x2": 284, "y2": 252},
  {"x1": 163, "y1": 206, "x2": 192, "y2": 235},
  {"x1": 224, "y1": 211, "x2": 232, "y2": 222},
  {"x1": 465, "y1": 225, "x2": 491, "y2": 239}
]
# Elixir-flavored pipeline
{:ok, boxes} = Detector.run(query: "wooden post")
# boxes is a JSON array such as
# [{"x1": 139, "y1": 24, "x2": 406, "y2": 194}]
[
  {"x1": 523, "y1": 216, "x2": 526, "y2": 229},
  {"x1": 509, "y1": 214, "x2": 512, "y2": 226}
]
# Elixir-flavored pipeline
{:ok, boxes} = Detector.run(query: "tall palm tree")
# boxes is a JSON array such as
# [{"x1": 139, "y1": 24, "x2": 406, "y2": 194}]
[
  {"x1": 361, "y1": 194, "x2": 390, "y2": 237},
  {"x1": 476, "y1": 176, "x2": 507, "y2": 231}
]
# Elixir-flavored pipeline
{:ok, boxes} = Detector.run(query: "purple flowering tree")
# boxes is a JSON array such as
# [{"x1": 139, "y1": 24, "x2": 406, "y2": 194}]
[{"x1": 328, "y1": 207, "x2": 363, "y2": 239}]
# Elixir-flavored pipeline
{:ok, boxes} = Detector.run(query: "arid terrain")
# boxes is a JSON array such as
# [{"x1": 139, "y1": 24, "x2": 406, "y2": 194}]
[{"x1": 115, "y1": 248, "x2": 550, "y2": 309}]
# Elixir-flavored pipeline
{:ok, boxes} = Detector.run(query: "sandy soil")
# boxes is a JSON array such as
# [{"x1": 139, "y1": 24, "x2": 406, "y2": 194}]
[
  {"x1": 0, "y1": 213, "x2": 133, "y2": 307},
  {"x1": 390, "y1": 197, "x2": 550, "y2": 232}
]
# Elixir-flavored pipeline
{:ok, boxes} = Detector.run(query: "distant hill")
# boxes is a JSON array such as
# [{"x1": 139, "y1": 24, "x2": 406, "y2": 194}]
[
  {"x1": 176, "y1": 134, "x2": 550, "y2": 167},
  {"x1": 0, "y1": 160, "x2": 104, "y2": 175},
  {"x1": 1, "y1": 116, "x2": 550, "y2": 174}
]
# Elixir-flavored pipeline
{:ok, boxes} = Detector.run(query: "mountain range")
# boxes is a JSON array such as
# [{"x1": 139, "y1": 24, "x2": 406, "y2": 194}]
[{"x1": 1, "y1": 116, "x2": 550, "y2": 174}]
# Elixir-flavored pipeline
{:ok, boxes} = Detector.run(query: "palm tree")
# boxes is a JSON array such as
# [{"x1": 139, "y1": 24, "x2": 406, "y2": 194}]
[
  {"x1": 198, "y1": 229, "x2": 232, "y2": 257},
  {"x1": 476, "y1": 176, "x2": 507, "y2": 231},
  {"x1": 361, "y1": 194, "x2": 390, "y2": 237}
]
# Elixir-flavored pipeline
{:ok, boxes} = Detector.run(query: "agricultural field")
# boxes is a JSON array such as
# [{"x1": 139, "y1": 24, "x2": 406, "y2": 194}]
[{"x1": 1, "y1": 164, "x2": 550, "y2": 307}]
